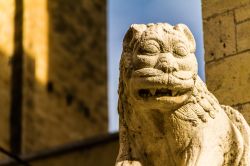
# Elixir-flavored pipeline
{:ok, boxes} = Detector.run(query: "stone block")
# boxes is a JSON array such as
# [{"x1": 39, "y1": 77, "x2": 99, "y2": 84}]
[
  {"x1": 235, "y1": 4, "x2": 250, "y2": 23},
  {"x1": 203, "y1": 11, "x2": 236, "y2": 62},
  {"x1": 237, "y1": 20, "x2": 250, "y2": 52},
  {"x1": 206, "y1": 50, "x2": 250, "y2": 106},
  {"x1": 202, "y1": 0, "x2": 249, "y2": 18}
]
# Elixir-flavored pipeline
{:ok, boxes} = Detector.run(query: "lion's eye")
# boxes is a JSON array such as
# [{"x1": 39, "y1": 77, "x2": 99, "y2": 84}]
[
  {"x1": 173, "y1": 45, "x2": 189, "y2": 57},
  {"x1": 139, "y1": 40, "x2": 160, "y2": 55}
]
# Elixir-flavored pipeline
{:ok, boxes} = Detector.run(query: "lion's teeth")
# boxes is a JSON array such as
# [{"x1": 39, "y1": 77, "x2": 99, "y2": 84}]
[
  {"x1": 150, "y1": 89, "x2": 156, "y2": 96},
  {"x1": 172, "y1": 91, "x2": 178, "y2": 96}
]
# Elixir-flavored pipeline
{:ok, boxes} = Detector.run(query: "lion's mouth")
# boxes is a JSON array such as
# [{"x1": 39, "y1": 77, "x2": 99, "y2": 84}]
[{"x1": 138, "y1": 88, "x2": 188, "y2": 98}]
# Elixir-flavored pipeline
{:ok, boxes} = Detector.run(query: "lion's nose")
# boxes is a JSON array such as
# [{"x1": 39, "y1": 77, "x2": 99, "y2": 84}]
[{"x1": 156, "y1": 53, "x2": 178, "y2": 73}]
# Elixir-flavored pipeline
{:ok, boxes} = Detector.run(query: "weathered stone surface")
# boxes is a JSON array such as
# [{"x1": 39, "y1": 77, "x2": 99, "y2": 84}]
[
  {"x1": 234, "y1": 103, "x2": 250, "y2": 126},
  {"x1": 206, "y1": 51, "x2": 250, "y2": 106},
  {"x1": 203, "y1": 0, "x2": 250, "y2": 132},
  {"x1": 22, "y1": 0, "x2": 107, "y2": 152},
  {"x1": 237, "y1": 20, "x2": 250, "y2": 52},
  {"x1": 202, "y1": 0, "x2": 248, "y2": 18},
  {"x1": 117, "y1": 23, "x2": 250, "y2": 165},
  {"x1": 30, "y1": 139, "x2": 118, "y2": 166},
  {"x1": 203, "y1": 11, "x2": 236, "y2": 62},
  {"x1": 0, "y1": 53, "x2": 11, "y2": 156},
  {"x1": 0, "y1": 0, "x2": 14, "y2": 157},
  {"x1": 235, "y1": 4, "x2": 250, "y2": 23}
]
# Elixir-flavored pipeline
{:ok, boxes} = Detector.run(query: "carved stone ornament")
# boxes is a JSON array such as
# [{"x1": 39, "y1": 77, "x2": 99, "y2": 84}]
[{"x1": 116, "y1": 23, "x2": 250, "y2": 166}]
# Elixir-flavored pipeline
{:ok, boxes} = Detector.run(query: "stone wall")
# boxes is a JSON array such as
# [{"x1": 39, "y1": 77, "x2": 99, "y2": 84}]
[
  {"x1": 0, "y1": 0, "x2": 108, "y2": 160},
  {"x1": 0, "y1": 133, "x2": 119, "y2": 166},
  {"x1": 22, "y1": 0, "x2": 107, "y2": 153},
  {"x1": 30, "y1": 140, "x2": 118, "y2": 166},
  {"x1": 29, "y1": 135, "x2": 118, "y2": 166},
  {"x1": 202, "y1": 0, "x2": 250, "y2": 123}
]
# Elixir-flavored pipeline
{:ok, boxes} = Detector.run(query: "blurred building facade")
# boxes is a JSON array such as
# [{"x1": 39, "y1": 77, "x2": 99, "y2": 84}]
[{"x1": 0, "y1": 0, "x2": 118, "y2": 165}]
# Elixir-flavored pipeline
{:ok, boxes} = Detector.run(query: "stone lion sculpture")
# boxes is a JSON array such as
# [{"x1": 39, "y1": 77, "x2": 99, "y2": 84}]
[{"x1": 116, "y1": 23, "x2": 250, "y2": 166}]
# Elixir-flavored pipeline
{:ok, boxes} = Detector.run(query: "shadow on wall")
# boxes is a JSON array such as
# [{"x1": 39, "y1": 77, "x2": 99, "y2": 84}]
[
  {"x1": 0, "y1": 49, "x2": 12, "y2": 160},
  {"x1": 22, "y1": 0, "x2": 108, "y2": 153},
  {"x1": 0, "y1": 0, "x2": 116, "y2": 165}
]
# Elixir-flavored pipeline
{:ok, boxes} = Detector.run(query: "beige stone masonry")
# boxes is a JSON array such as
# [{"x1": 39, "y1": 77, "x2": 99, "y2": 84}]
[
  {"x1": 22, "y1": 0, "x2": 108, "y2": 152},
  {"x1": 202, "y1": 0, "x2": 249, "y2": 19},
  {"x1": 235, "y1": 4, "x2": 250, "y2": 23},
  {"x1": 203, "y1": 11, "x2": 236, "y2": 62},
  {"x1": 234, "y1": 103, "x2": 250, "y2": 126},
  {"x1": 237, "y1": 20, "x2": 250, "y2": 52},
  {"x1": 0, "y1": 0, "x2": 108, "y2": 157},
  {"x1": 206, "y1": 51, "x2": 250, "y2": 106},
  {"x1": 203, "y1": 0, "x2": 250, "y2": 119}
]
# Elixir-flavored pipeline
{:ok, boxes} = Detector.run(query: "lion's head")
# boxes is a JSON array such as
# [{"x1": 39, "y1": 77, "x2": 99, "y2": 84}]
[
  {"x1": 119, "y1": 23, "x2": 198, "y2": 111},
  {"x1": 119, "y1": 23, "x2": 221, "y2": 125}
]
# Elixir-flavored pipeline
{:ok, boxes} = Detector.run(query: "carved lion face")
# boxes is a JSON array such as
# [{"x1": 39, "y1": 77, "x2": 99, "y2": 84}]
[{"x1": 120, "y1": 23, "x2": 198, "y2": 110}]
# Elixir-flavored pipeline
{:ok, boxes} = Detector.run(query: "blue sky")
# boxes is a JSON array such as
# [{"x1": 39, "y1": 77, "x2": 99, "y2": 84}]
[{"x1": 108, "y1": 0, "x2": 204, "y2": 132}]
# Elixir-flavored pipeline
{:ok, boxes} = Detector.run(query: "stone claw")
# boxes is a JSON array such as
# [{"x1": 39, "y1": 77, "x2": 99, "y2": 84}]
[{"x1": 116, "y1": 160, "x2": 142, "y2": 166}]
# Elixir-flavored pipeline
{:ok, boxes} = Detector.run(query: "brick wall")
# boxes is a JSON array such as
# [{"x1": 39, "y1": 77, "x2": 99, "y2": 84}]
[{"x1": 202, "y1": 0, "x2": 250, "y2": 123}]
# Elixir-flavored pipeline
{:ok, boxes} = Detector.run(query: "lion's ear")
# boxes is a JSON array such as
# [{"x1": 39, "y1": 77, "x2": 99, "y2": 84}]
[
  {"x1": 123, "y1": 24, "x2": 146, "y2": 52},
  {"x1": 174, "y1": 24, "x2": 196, "y2": 53}
]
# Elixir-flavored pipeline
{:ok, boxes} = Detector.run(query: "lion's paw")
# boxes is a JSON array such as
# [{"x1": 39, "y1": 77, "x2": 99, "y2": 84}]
[{"x1": 116, "y1": 160, "x2": 142, "y2": 166}]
